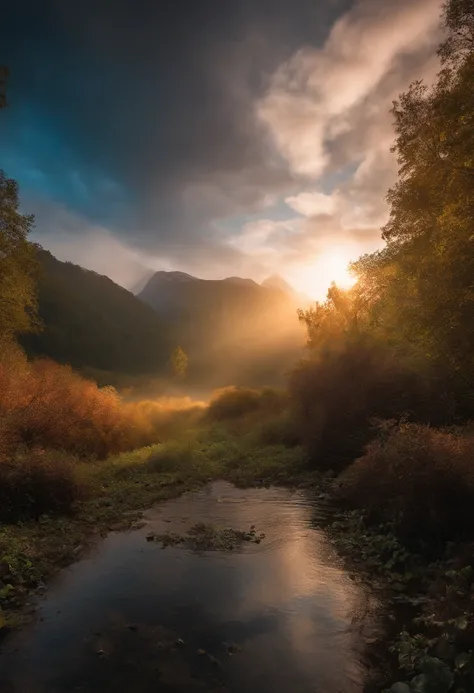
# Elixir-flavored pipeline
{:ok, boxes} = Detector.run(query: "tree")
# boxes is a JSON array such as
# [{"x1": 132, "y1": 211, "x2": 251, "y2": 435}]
[
  {"x1": 351, "y1": 0, "x2": 474, "y2": 391},
  {"x1": 171, "y1": 346, "x2": 188, "y2": 379},
  {"x1": 0, "y1": 69, "x2": 38, "y2": 338},
  {"x1": 0, "y1": 173, "x2": 38, "y2": 338}
]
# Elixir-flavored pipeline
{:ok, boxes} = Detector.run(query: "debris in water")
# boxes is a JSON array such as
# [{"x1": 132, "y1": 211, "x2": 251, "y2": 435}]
[{"x1": 146, "y1": 523, "x2": 265, "y2": 552}]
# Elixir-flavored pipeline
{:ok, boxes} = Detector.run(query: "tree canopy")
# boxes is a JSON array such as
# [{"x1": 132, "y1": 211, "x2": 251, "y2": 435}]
[
  {"x1": 298, "y1": 0, "x2": 474, "y2": 426},
  {"x1": 0, "y1": 171, "x2": 38, "y2": 337}
]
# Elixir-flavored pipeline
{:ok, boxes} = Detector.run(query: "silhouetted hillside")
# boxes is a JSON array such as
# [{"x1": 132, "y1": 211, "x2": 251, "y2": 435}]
[
  {"x1": 139, "y1": 271, "x2": 306, "y2": 386},
  {"x1": 22, "y1": 250, "x2": 171, "y2": 376}
]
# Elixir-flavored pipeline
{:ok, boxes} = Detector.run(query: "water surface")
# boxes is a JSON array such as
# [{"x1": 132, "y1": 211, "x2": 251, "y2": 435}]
[{"x1": 0, "y1": 482, "x2": 378, "y2": 693}]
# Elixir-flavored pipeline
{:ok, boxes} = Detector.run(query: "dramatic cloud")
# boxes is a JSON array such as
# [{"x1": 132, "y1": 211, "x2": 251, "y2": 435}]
[{"x1": 0, "y1": 0, "x2": 444, "y2": 295}]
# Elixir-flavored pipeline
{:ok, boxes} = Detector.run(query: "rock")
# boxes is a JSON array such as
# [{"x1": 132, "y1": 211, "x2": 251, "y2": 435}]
[
  {"x1": 390, "y1": 683, "x2": 410, "y2": 693},
  {"x1": 108, "y1": 522, "x2": 125, "y2": 532},
  {"x1": 207, "y1": 655, "x2": 222, "y2": 668},
  {"x1": 224, "y1": 642, "x2": 241, "y2": 654}
]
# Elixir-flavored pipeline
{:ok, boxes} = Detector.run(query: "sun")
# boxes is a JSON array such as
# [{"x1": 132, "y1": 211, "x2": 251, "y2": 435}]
[{"x1": 295, "y1": 250, "x2": 356, "y2": 300}]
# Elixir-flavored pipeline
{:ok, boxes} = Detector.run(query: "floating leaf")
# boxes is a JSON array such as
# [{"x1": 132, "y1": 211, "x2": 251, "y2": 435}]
[{"x1": 455, "y1": 653, "x2": 471, "y2": 671}]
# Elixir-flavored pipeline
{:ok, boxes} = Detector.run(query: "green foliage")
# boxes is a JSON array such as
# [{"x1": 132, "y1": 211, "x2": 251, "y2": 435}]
[
  {"x1": 22, "y1": 250, "x2": 170, "y2": 376},
  {"x1": 170, "y1": 346, "x2": 188, "y2": 379},
  {"x1": 350, "y1": 0, "x2": 474, "y2": 404},
  {"x1": 0, "y1": 171, "x2": 38, "y2": 337}
]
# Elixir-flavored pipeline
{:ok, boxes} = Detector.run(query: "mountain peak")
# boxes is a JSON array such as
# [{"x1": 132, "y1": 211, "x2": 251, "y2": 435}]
[
  {"x1": 261, "y1": 274, "x2": 295, "y2": 294},
  {"x1": 150, "y1": 271, "x2": 198, "y2": 283}
]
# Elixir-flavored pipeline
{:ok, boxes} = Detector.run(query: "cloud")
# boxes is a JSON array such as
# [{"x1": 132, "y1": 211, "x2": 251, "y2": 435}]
[
  {"x1": 257, "y1": 0, "x2": 443, "y2": 177},
  {"x1": 285, "y1": 192, "x2": 336, "y2": 217},
  {"x1": 237, "y1": 0, "x2": 444, "y2": 295},
  {"x1": 1, "y1": 0, "x2": 446, "y2": 294},
  {"x1": 0, "y1": 0, "x2": 338, "y2": 255}
]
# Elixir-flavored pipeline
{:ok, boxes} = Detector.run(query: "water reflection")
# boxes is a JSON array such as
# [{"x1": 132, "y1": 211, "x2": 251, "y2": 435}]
[{"x1": 0, "y1": 481, "x2": 378, "y2": 693}]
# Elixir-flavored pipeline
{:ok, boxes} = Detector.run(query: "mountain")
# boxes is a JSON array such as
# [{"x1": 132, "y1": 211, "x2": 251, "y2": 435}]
[
  {"x1": 261, "y1": 274, "x2": 296, "y2": 294},
  {"x1": 129, "y1": 268, "x2": 156, "y2": 295},
  {"x1": 22, "y1": 250, "x2": 171, "y2": 378},
  {"x1": 24, "y1": 255, "x2": 306, "y2": 390},
  {"x1": 261, "y1": 274, "x2": 313, "y2": 309},
  {"x1": 139, "y1": 270, "x2": 306, "y2": 386}
]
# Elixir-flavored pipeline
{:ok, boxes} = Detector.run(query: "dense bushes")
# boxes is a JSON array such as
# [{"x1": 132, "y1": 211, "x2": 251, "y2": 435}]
[
  {"x1": 289, "y1": 339, "x2": 432, "y2": 470},
  {"x1": 0, "y1": 340, "x2": 205, "y2": 521},
  {"x1": 0, "y1": 450, "x2": 81, "y2": 521},
  {"x1": 0, "y1": 340, "x2": 204, "y2": 461},
  {"x1": 337, "y1": 422, "x2": 474, "y2": 542},
  {"x1": 0, "y1": 340, "x2": 131, "y2": 457},
  {"x1": 207, "y1": 386, "x2": 287, "y2": 422}
]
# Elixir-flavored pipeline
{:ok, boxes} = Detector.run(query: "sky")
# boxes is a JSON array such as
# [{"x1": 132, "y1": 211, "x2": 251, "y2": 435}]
[{"x1": 0, "y1": 0, "x2": 444, "y2": 299}]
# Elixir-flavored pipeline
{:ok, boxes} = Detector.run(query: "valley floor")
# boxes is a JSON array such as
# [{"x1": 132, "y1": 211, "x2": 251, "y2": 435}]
[{"x1": 1, "y1": 424, "x2": 474, "y2": 692}]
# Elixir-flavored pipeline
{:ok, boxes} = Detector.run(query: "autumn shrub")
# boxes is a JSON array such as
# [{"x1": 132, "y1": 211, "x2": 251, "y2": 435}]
[
  {"x1": 0, "y1": 341, "x2": 204, "y2": 460},
  {"x1": 207, "y1": 386, "x2": 287, "y2": 422},
  {"x1": 337, "y1": 422, "x2": 474, "y2": 542},
  {"x1": 124, "y1": 397, "x2": 205, "y2": 444},
  {"x1": 288, "y1": 340, "x2": 432, "y2": 470},
  {"x1": 0, "y1": 450, "x2": 82, "y2": 521}
]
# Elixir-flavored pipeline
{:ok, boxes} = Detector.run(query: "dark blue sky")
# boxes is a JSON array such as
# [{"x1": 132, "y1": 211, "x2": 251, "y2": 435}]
[{"x1": 0, "y1": 0, "x2": 441, "y2": 295}]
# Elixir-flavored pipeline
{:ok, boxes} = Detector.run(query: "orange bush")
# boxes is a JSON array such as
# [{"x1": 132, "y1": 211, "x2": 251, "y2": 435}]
[
  {"x1": 0, "y1": 341, "x2": 203, "y2": 460},
  {"x1": 337, "y1": 422, "x2": 474, "y2": 541}
]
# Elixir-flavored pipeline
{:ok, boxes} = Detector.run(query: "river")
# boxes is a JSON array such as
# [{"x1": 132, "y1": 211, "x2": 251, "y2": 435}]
[{"x1": 0, "y1": 481, "x2": 379, "y2": 693}]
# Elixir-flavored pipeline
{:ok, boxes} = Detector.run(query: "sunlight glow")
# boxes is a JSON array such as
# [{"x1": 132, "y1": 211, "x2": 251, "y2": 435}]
[{"x1": 294, "y1": 250, "x2": 356, "y2": 300}]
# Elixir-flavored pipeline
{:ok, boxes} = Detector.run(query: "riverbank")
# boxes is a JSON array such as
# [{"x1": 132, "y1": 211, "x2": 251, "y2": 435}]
[
  {"x1": 0, "y1": 423, "x2": 312, "y2": 629},
  {"x1": 321, "y1": 507, "x2": 474, "y2": 692}
]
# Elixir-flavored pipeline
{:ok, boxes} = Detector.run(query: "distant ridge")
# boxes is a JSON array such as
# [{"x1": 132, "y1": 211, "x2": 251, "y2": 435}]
[
  {"x1": 261, "y1": 274, "x2": 312, "y2": 308},
  {"x1": 139, "y1": 269, "x2": 306, "y2": 386}
]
